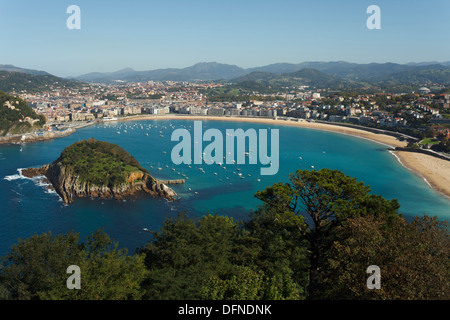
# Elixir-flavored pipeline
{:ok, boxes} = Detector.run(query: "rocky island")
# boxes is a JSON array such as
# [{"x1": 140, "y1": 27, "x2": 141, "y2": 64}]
[{"x1": 22, "y1": 138, "x2": 177, "y2": 204}]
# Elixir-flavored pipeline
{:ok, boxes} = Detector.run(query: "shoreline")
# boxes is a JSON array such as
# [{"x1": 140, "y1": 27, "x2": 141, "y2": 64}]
[
  {"x1": 0, "y1": 128, "x2": 76, "y2": 145},
  {"x1": 2, "y1": 114, "x2": 449, "y2": 198},
  {"x1": 118, "y1": 114, "x2": 450, "y2": 198},
  {"x1": 393, "y1": 151, "x2": 450, "y2": 200},
  {"x1": 0, "y1": 121, "x2": 97, "y2": 145},
  {"x1": 119, "y1": 114, "x2": 409, "y2": 148}
]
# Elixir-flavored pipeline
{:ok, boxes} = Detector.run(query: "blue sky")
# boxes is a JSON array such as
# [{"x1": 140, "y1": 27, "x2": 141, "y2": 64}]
[{"x1": 0, "y1": 0, "x2": 449, "y2": 77}]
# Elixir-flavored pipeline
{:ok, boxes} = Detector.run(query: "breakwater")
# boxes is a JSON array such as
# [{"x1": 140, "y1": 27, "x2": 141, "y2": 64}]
[
  {"x1": 393, "y1": 147, "x2": 450, "y2": 162},
  {"x1": 0, "y1": 128, "x2": 76, "y2": 145},
  {"x1": 161, "y1": 179, "x2": 185, "y2": 185}
]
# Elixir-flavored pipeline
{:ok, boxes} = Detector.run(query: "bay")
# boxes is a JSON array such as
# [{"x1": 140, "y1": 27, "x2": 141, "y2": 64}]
[{"x1": 1, "y1": 119, "x2": 449, "y2": 256}]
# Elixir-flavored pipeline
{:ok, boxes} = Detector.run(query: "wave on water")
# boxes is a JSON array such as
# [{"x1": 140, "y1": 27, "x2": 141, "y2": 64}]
[
  {"x1": 389, "y1": 150, "x2": 433, "y2": 189},
  {"x1": 45, "y1": 188, "x2": 57, "y2": 195},
  {"x1": 4, "y1": 168, "x2": 61, "y2": 199},
  {"x1": 3, "y1": 168, "x2": 27, "y2": 181},
  {"x1": 11, "y1": 189, "x2": 24, "y2": 197},
  {"x1": 3, "y1": 174, "x2": 23, "y2": 181}
]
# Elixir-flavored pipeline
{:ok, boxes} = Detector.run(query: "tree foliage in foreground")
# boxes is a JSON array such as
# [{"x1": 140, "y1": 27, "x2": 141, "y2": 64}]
[
  {"x1": 318, "y1": 215, "x2": 450, "y2": 299},
  {"x1": 255, "y1": 168, "x2": 401, "y2": 299},
  {"x1": 139, "y1": 213, "x2": 307, "y2": 300},
  {"x1": 0, "y1": 230, "x2": 147, "y2": 300},
  {"x1": 0, "y1": 168, "x2": 448, "y2": 300}
]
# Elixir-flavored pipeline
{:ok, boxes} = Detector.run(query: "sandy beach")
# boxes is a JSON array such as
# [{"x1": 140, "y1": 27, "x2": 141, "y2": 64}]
[
  {"x1": 121, "y1": 114, "x2": 408, "y2": 147},
  {"x1": 394, "y1": 151, "x2": 450, "y2": 199},
  {"x1": 118, "y1": 114, "x2": 450, "y2": 198}
]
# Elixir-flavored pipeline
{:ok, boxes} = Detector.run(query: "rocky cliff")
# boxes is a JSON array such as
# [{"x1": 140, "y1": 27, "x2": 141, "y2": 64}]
[{"x1": 22, "y1": 161, "x2": 177, "y2": 205}]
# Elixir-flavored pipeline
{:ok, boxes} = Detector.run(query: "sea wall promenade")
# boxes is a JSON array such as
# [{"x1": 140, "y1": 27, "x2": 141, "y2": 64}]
[
  {"x1": 394, "y1": 147, "x2": 450, "y2": 162},
  {"x1": 0, "y1": 120, "x2": 97, "y2": 145},
  {"x1": 0, "y1": 128, "x2": 76, "y2": 145}
]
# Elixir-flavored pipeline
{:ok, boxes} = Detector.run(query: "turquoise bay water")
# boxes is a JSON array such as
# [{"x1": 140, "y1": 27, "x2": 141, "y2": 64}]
[{"x1": 1, "y1": 119, "x2": 449, "y2": 255}]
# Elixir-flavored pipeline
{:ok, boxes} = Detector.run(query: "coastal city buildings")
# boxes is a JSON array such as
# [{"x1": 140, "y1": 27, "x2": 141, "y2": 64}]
[{"x1": 12, "y1": 80, "x2": 450, "y2": 145}]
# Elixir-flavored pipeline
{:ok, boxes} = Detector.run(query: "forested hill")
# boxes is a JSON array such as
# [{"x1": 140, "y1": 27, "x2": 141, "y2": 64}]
[
  {"x1": 0, "y1": 71, "x2": 82, "y2": 93},
  {"x1": 0, "y1": 91, "x2": 45, "y2": 136},
  {"x1": 231, "y1": 68, "x2": 360, "y2": 92}
]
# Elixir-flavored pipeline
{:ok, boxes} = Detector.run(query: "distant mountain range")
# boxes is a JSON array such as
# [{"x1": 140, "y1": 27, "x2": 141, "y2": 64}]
[
  {"x1": 1, "y1": 61, "x2": 450, "y2": 93},
  {"x1": 246, "y1": 61, "x2": 450, "y2": 84},
  {"x1": 69, "y1": 61, "x2": 450, "y2": 86},
  {"x1": 70, "y1": 62, "x2": 247, "y2": 83}
]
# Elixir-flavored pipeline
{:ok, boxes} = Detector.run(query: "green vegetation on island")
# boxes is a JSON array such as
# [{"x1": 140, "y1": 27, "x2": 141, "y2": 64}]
[
  {"x1": 22, "y1": 138, "x2": 177, "y2": 205},
  {"x1": 57, "y1": 138, "x2": 149, "y2": 187},
  {"x1": 0, "y1": 90, "x2": 45, "y2": 136},
  {"x1": 1, "y1": 168, "x2": 448, "y2": 300}
]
